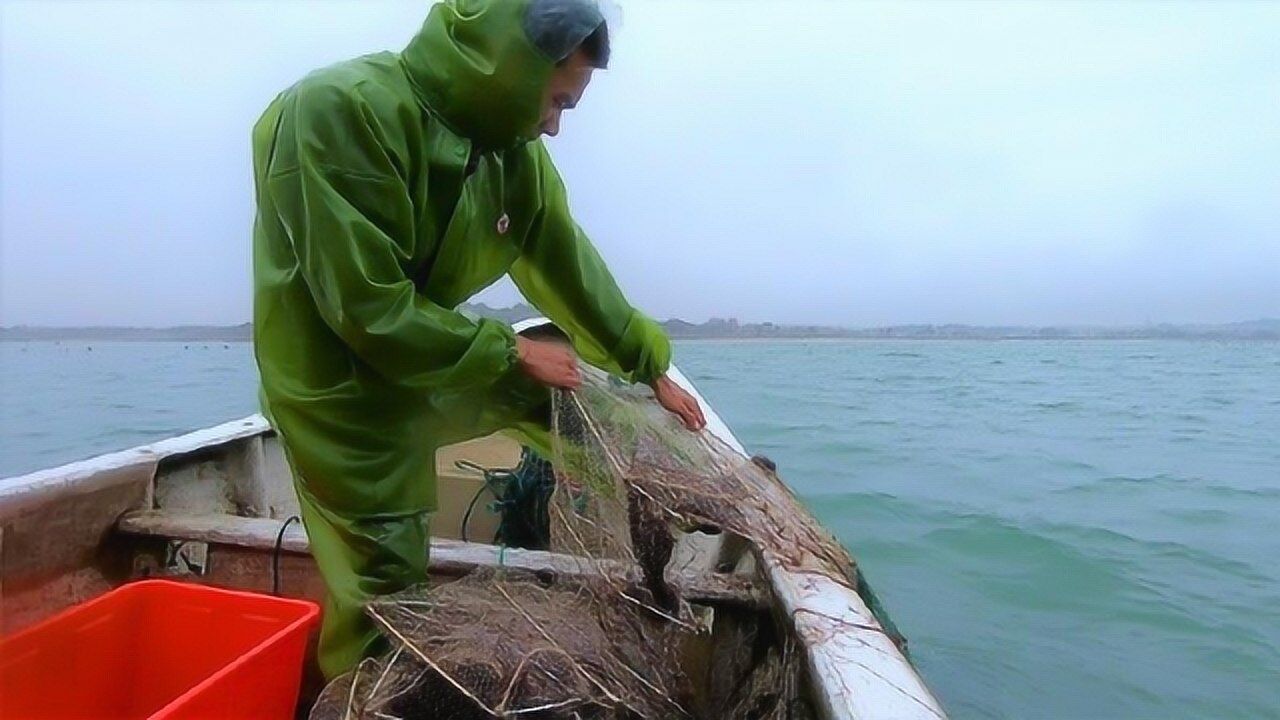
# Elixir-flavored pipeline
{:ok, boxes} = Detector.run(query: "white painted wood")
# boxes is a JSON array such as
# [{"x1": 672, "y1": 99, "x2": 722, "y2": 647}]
[
  {"x1": 227, "y1": 435, "x2": 270, "y2": 517},
  {"x1": 0, "y1": 416, "x2": 268, "y2": 517},
  {"x1": 116, "y1": 511, "x2": 766, "y2": 609},
  {"x1": 516, "y1": 317, "x2": 947, "y2": 719},
  {"x1": 766, "y1": 565, "x2": 946, "y2": 719},
  {"x1": 7, "y1": 318, "x2": 946, "y2": 719}
]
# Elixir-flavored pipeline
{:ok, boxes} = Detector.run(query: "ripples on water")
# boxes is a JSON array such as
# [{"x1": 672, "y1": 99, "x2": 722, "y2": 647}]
[
  {"x1": 678, "y1": 340, "x2": 1280, "y2": 720},
  {"x1": 2, "y1": 339, "x2": 1278, "y2": 718},
  {"x1": 0, "y1": 342, "x2": 260, "y2": 474}
]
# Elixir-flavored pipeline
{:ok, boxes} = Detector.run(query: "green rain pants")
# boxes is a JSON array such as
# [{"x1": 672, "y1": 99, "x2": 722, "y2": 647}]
[{"x1": 288, "y1": 375, "x2": 555, "y2": 679}]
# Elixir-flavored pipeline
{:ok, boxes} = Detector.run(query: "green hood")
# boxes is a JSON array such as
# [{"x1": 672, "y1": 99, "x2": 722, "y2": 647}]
[
  {"x1": 401, "y1": 0, "x2": 555, "y2": 150},
  {"x1": 253, "y1": 0, "x2": 667, "y2": 680}
]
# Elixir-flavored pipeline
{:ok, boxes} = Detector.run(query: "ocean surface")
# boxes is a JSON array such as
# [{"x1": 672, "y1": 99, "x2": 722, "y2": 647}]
[{"x1": 2, "y1": 339, "x2": 1278, "y2": 719}]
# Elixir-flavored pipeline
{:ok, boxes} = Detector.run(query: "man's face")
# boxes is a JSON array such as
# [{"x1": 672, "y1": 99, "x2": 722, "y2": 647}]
[{"x1": 539, "y1": 50, "x2": 594, "y2": 138}]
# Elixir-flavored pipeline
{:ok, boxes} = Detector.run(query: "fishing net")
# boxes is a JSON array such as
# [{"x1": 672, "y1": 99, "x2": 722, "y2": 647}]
[{"x1": 311, "y1": 366, "x2": 865, "y2": 719}]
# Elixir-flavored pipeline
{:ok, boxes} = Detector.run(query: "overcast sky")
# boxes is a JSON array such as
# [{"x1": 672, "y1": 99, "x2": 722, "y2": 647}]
[{"x1": 1, "y1": 0, "x2": 1277, "y2": 327}]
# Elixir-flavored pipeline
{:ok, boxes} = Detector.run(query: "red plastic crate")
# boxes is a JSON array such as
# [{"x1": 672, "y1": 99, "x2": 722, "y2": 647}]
[{"x1": 0, "y1": 580, "x2": 319, "y2": 719}]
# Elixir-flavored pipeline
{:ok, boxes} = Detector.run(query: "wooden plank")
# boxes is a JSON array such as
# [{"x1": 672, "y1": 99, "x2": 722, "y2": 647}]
[
  {"x1": 116, "y1": 511, "x2": 767, "y2": 610},
  {"x1": 15, "y1": 318, "x2": 948, "y2": 719},
  {"x1": 765, "y1": 563, "x2": 947, "y2": 719},
  {"x1": 636, "y1": 339, "x2": 947, "y2": 719},
  {"x1": 0, "y1": 416, "x2": 269, "y2": 515}
]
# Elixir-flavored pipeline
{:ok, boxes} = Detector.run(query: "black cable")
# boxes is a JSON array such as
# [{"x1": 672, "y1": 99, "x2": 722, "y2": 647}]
[
  {"x1": 456, "y1": 460, "x2": 514, "y2": 544},
  {"x1": 272, "y1": 515, "x2": 301, "y2": 596},
  {"x1": 460, "y1": 483, "x2": 487, "y2": 544}
]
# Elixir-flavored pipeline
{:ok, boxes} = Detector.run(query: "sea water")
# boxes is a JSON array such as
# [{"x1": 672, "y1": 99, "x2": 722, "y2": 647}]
[{"x1": 2, "y1": 339, "x2": 1277, "y2": 719}]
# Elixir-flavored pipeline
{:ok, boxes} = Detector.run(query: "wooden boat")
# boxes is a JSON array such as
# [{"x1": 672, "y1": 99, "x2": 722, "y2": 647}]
[{"x1": 0, "y1": 319, "x2": 945, "y2": 719}]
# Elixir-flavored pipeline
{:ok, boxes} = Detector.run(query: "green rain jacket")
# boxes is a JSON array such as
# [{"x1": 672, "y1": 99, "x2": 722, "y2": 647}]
[{"x1": 252, "y1": 0, "x2": 671, "y2": 519}]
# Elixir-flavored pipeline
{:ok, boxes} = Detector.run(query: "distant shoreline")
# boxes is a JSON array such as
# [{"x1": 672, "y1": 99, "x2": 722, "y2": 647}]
[
  {"x1": 4, "y1": 318, "x2": 1277, "y2": 342},
  {"x1": 5, "y1": 336, "x2": 1279, "y2": 345},
  {"x1": 668, "y1": 335, "x2": 1280, "y2": 343},
  {"x1": 0, "y1": 326, "x2": 254, "y2": 343},
  {"x1": 3, "y1": 305, "x2": 1278, "y2": 342}
]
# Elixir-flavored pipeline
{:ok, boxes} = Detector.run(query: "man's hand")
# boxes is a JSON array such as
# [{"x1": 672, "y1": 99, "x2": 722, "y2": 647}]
[
  {"x1": 650, "y1": 375, "x2": 706, "y2": 431},
  {"x1": 516, "y1": 337, "x2": 582, "y2": 389}
]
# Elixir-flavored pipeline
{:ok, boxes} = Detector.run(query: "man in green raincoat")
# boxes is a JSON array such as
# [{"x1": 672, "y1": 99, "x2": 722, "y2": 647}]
[{"x1": 251, "y1": 0, "x2": 706, "y2": 678}]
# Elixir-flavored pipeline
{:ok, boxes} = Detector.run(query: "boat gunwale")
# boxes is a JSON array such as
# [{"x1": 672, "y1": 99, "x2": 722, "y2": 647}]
[{"x1": 0, "y1": 318, "x2": 946, "y2": 719}]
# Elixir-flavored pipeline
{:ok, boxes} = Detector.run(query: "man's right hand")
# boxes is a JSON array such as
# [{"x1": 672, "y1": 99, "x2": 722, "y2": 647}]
[{"x1": 516, "y1": 337, "x2": 582, "y2": 389}]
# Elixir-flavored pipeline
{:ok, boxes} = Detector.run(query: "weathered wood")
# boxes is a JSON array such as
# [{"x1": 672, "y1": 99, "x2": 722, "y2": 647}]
[
  {"x1": 7, "y1": 320, "x2": 949, "y2": 720},
  {"x1": 633, "y1": 364, "x2": 947, "y2": 719},
  {"x1": 0, "y1": 461, "x2": 149, "y2": 633},
  {"x1": 116, "y1": 511, "x2": 768, "y2": 610},
  {"x1": 765, "y1": 564, "x2": 946, "y2": 719}
]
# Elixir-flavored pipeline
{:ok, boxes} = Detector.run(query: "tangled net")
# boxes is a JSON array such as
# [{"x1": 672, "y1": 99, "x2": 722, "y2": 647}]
[{"x1": 312, "y1": 366, "x2": 866, "y2": 719}]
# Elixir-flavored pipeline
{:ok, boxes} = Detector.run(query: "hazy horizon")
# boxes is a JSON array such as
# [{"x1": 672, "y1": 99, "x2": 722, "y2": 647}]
[
  {"x1": 3, "y1": 314, "x2": 1278, "y2": 332},
  {"x1": 2, "y1": 1, "x2": 1277, "y2": 327}
]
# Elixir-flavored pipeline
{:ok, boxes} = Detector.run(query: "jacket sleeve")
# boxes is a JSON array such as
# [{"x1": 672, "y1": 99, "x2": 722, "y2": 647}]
[
  {"x1": 508, "y1": 144, "x2": 671, "y2": 385},
  {"x1": 264, "y1": 83, "x2": 519, "y2": 392}
]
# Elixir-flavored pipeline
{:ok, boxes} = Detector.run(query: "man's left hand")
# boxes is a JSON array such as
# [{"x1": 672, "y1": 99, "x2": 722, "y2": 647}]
[{"x1": 650, "y1": 375, "x2": 707, "y2": 431}]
